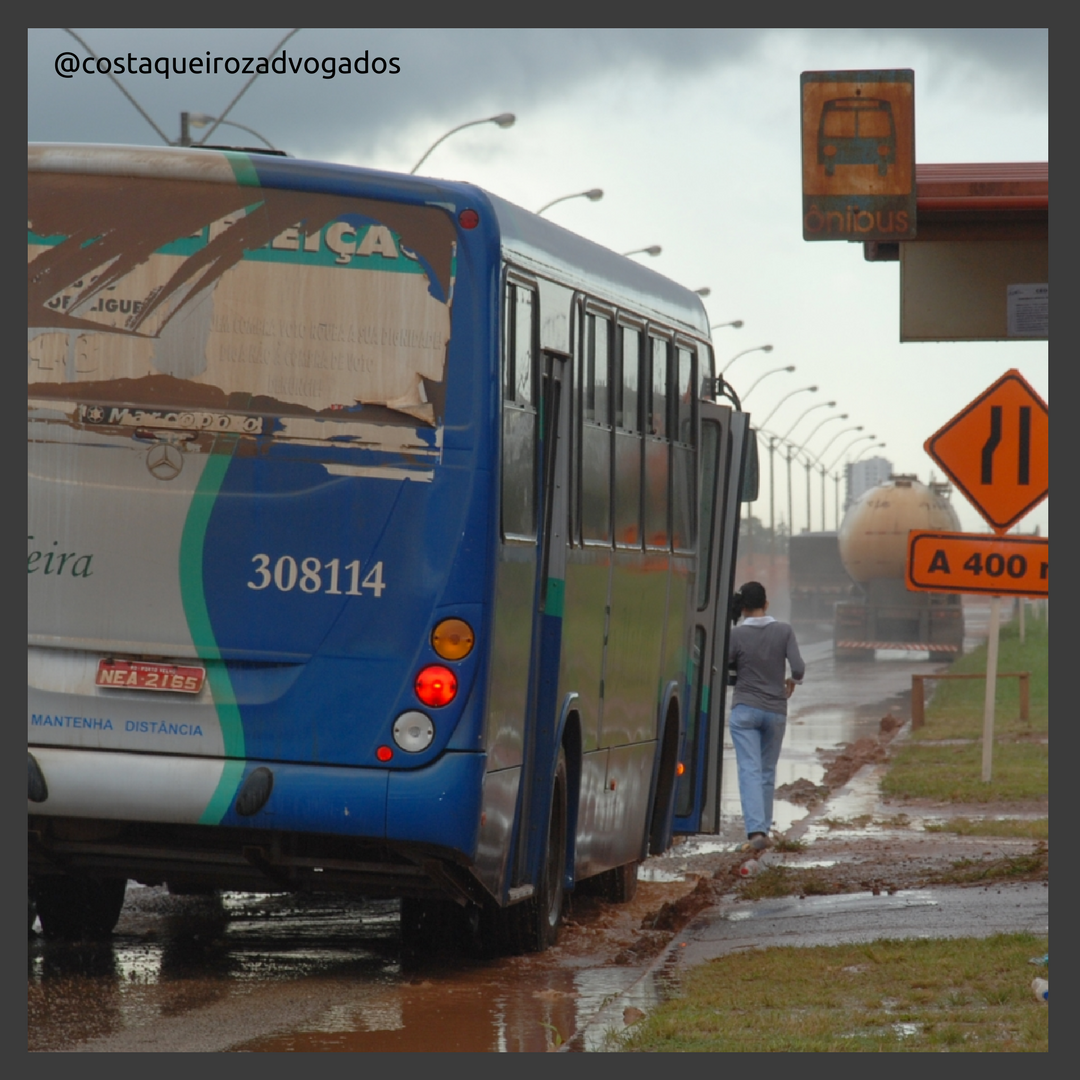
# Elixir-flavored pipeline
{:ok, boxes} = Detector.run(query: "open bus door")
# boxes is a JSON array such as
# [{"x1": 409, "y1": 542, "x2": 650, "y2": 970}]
[{"x1": 672, "y1": 403, "x2": 753, "y2": 834}]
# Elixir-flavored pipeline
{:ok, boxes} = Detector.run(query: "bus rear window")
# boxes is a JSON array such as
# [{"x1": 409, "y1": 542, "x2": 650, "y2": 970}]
[{"x1": 28, "y1": 174, "x2": 457, "y2": 430}]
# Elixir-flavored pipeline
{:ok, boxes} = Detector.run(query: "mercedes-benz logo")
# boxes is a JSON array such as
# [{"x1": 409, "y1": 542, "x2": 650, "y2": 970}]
[{"x1": 146, "y1": 442, "x2": 184, "y2": 481}]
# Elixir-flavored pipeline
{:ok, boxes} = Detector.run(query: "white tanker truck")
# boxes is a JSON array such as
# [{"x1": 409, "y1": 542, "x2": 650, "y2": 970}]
[{"x1": 834, "y1": 475, "x2": 965, "y2": 661}]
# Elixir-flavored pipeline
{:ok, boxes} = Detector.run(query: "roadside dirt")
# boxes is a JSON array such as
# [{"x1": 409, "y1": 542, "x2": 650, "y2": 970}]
[{"x1": 524, "y1": 716, "x2": 1048, "y2": 975}]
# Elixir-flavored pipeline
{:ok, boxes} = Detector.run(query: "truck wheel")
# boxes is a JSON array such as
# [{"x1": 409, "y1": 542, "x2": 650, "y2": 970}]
[{"x1": 31, "y1": 875, "x2": 127, "y2": 940}]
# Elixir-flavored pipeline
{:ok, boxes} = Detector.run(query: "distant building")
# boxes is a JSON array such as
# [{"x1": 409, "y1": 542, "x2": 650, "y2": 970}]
[{"x1": 845, "y1": 456, "x2": 892, "y2": 509}]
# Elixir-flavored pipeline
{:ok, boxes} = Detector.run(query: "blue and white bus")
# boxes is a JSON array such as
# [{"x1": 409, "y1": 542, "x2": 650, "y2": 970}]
[{"x1": 28, "y1": 144, "x2": 754, "y2": 951}]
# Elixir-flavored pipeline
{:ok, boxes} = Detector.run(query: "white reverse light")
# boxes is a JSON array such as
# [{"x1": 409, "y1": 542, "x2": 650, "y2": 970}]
[{"x1": 392, "y1": 711, "x2": 435, "y2": 753}]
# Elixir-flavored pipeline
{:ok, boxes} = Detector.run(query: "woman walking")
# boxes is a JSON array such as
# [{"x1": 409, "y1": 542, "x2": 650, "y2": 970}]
[{"x1": 727, "y1": 582, "x2": 804, "y2": 851}]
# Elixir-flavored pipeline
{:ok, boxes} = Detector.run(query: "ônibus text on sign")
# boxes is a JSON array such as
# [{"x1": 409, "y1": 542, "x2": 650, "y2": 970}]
[
  {"x1": 906, "y1": 531, "x2": 1048, "y2": 599},
  {"x1": 801, "y1": 69, "x2": 916, "y2": 241}
]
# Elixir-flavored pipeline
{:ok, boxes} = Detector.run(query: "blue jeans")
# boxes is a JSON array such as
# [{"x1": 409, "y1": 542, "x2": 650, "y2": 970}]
[{"x1": 728, "y1": 704, "x2": 787, "y2": 837}]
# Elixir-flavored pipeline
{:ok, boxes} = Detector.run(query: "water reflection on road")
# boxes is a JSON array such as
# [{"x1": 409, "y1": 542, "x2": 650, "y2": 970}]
[
  {"x1": 30, "y1": 614, "x2": 990, "y2": 1052},
  {"x1": 28, "y1": 889, "x2": 647, "y2": 1052}
]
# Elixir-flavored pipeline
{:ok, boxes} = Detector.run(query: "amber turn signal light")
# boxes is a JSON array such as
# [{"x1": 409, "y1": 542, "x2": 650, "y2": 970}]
[{"x1": 432, "y1": 618, "x2": 475, "y2": 661}]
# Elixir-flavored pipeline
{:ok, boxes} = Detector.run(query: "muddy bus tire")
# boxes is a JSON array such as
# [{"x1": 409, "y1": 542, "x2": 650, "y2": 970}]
[
  {"x1": 502, "y1": 749, "x2": 567, "y2": 954},
  {"x1": 31, "y1": 875, "x2": 127, "y2": 941},
  {"x1": 594, "y1": 860, "x2": 640, "y2": 903}
]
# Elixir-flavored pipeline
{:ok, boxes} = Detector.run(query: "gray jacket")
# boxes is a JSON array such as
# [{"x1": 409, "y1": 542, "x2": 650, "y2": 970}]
[{"x1": 728, "y1": 616, "x2": 805, "y2": 716}]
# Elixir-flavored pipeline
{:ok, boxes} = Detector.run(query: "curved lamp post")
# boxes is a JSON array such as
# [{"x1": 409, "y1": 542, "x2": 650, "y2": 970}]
[
  {"x1": 803, "y1": 421, "x2": 861, "y2": 530},
  {"x1": 779, "y1": 400, "x2": 837, "y2": 443},
  {"x1": 755, "y1": 384, "x2": 817, "y2": 433},
  {"x1": 710, "y1": 319, "x2": 744, "y2": 331},
  {"x1": 825, "y1": 432, "x2": 878, "y2": 473},
  {"x1": 410, "y1": 112, "x2": 516, "y2": 175},
  {"x1": 816, "y1": 423, "x2": 865, "y2": 465},
  {"x1": 797, "y1": 411, "x2": 848, "y2": 451},
  {"x1": 185, "y1": 112, "x2": 276, "y2": 149},
  {"x1": 828, "y1": 438, "x2": 884, "y2": 528},
  {"x1": 742, "y1": 364, "x2": 795, "y2": 402},
  {"x1": 753, "y1": 385, "x2": 818, "y2": 533},
  {"x1": 849, "y1": 440, "x2": 886, "y2": 466},
  {"x1": 721, "y1": 343, "x2": 773, "y2": 375},
  {"x1": 536, "y1": 188, "x2": 603, "y2": 216},
  {"x1": 622, "y1": 245, "x2": 662, "y2": 258},
  {"x1": 792, "y1": 419, "x2": 848, "y2": 534}
]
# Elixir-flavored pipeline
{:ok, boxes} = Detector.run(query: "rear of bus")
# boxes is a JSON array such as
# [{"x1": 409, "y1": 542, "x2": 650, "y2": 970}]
[{"x1": 28, "y1": 145, "x2": 500, "y2": 917}]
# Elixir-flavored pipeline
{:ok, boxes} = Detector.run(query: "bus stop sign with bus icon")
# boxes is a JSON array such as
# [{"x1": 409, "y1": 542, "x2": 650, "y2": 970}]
[{"x1": 801, "y1": 69, "x2": 916, "y2": 242}]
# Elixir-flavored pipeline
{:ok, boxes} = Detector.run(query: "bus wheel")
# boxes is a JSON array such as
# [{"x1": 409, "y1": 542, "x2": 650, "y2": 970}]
[
  {"x1": 577, "y1": 858, "x2": 639, "y2": 903},
  {"x1": 506, "y1": 749, "x2": 567, "y2": 954},
  {"x1": 606, "y1": 860, "x2": 639, "y2": 903},
  {"x1": 401, "y1": 897, "x2": 483, "y2": 957},
  {"x1": 592, "y1": 860, "x2": 640, "y2": 903},
  {"x1": 31, "y1": 875, "x2": 128, "y2": 941}
]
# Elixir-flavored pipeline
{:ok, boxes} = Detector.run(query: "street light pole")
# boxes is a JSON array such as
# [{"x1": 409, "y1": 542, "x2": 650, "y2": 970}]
[
  {"x1": 793, "y1": 412, "x2": 850, "y2": 531},
  {"x1": 710, "y1": 320, "x2": 744, "y2": 331},
  {"x1": 754, "y1": 385, "x2": 818, "y2": 432},
  {"x1": 823, "y1": 434, "x2": 879, "y2": 517},
  {"x1": 186, "y1": 112, "x2": 277, "y2": 149},
  {"x1": 742, "y1": 364, "x2": 795, "y2": 402},
  {"x1": 410, "y1": 112, "x2": 516, "y2": 175},
  {"x1": 785, "y1": 443, "x2": 797, "y2": 539},
  {"x1": 536, "y1": 188, "x2": 603, "y2": 215},
  {"x1": 768, "y1": 434, "x2": 778, "y2": 556},
  {"x1": 622, "y1": 245, "x2": 662, "y2": 258},
  {"x1": 824, "y1": 433, "x2": 878, "y2": 473},
  {"x1": 795, "y1": 411, "x2": 848, "y2": 449},
  {"x1": 804, "y1": 451, "x2": 813, "y2": 534},
  {"x1": 779, "y1": 400, "x2": 837, "y2": 444},
  {"x1": 722, "y1": 344, "x2": 773, "y2": 375},
  {"x1": 815, "y1": 423, "x2": 864, "y2": 464},
  {"x1": 849, "y1": 441, "x2": 887, "y2": 466}
]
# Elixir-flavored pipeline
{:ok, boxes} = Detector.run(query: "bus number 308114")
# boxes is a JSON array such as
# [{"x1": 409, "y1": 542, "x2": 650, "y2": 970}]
[{"x1": 247, "y1": 554, "x2": 387, "y2": 597}]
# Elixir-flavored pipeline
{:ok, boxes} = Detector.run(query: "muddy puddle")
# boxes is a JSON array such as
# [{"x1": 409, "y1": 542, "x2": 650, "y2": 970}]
[{"x1": 31, "y1": 624, "x2": 984, "y2": 1052}]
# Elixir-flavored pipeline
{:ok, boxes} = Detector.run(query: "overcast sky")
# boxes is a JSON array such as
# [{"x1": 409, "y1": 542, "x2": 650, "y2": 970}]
[{"x1": 28, "y1": 28, "x2": 1049, "y2": 533}]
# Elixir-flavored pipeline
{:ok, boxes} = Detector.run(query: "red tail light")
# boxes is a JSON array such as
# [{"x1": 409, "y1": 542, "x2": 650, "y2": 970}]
[{"x1": 415, "y1": 665, "x2": 457, "y2": 708}]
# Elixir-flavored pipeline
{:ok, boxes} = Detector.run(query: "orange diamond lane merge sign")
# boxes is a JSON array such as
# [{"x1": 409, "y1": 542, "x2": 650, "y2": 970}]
[{"x1": 925, "y1": 369, "x2": 1048, "y2": 533}]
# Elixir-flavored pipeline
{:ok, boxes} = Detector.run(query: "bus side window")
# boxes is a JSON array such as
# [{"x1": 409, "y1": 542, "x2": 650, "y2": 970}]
[
  {"x1": 671, "y1": 346, "x2": 697, "y2": 553},
  {"x1": 581, "y1": 310, "x2": 612, "y2": 544},
  {"x1": 502, "y1": 282, "x2": 537, "y2": 540},
  {"x1": 613, "y1": 325, "x2": 642, "y2": 548},
  {"x1": 644, "y1": 336, "x2": 670, "y2": 550},
  {"x1": 648, "y1": 336, "x2": 668, "y2": 439}
]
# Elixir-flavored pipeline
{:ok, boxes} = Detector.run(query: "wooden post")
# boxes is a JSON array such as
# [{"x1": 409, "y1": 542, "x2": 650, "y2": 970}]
[
  {"x1": 981, "y1": 596, "x2": 1002, "y2": 782},
  {"x1": 911, "y1": 675, "x2": 925, "y2": 730},
  {"x1": 1019, "y1": 672, "x2": 1030, "y2": 725}
]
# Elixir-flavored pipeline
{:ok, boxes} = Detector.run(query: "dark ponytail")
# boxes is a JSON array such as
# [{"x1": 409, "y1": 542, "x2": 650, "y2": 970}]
[{"x1": 730, "y1": 580, "x2": 767, "y2": 623}]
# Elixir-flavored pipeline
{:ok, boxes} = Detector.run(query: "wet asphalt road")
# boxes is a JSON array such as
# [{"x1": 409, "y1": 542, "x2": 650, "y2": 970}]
[{"x1": 29, "y1": 613, "x2": 996, "y2": 1052}]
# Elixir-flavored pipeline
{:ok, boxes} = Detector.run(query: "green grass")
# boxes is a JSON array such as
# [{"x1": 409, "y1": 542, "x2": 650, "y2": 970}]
[
  {"x1": 927, "y1": 844, "x2": 1047, "y2": 885},
  {"x1": 914, "y1": 617, "x2": 1048, "y2": 741},
  {"x1": 738, "y1": 866, "x2": 845, "y2": 900},
  {"x1": 613, "y1": 934, "x2": 1049, "y2": 1052},
  {"x1": 770, "y1": 835, "x2": 807, "y2": 853},
  {"x1": 882, "y1": 741, "x2": 1048, "y2": 802},
  {"x1": 925, "y1": 817, "x2": 1049, "y2": 840}
]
